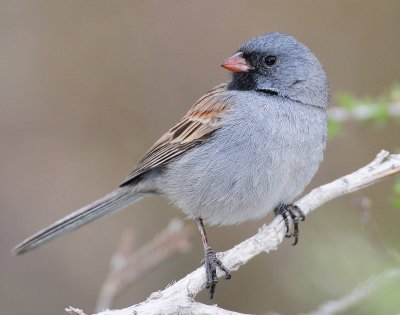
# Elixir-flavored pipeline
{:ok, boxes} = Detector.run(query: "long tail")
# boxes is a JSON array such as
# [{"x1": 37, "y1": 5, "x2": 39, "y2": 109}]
[{"x1": 12, "y1": 187, "x2": 142, "y2": 255}]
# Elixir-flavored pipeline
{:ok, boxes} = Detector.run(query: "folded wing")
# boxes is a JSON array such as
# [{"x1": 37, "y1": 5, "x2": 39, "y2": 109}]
[{"x1": 120, "y1": 83, "x2": 233, "y2": 186}]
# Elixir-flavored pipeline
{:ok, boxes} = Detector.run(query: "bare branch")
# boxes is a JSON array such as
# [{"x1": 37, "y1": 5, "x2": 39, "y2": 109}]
[
  {"x1": 66, "y1": 150, "x2": 400, "y2": 315},
  {"x1": 96, "y1": 219, "x2": 193, "y2": 312},
  {"x1": 67, "y1": 304, "x2": 249, "y2": 315}
]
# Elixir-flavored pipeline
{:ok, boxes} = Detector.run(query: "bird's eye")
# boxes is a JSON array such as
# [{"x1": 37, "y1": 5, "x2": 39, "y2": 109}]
[{"x1": 263, "y1": 55, "x2": 277, "y2": 67}]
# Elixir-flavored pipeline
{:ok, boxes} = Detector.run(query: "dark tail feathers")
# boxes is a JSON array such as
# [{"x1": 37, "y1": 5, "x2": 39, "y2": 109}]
[{"x1": 12, "y1": 187, "x2": 141, "y2": 255}]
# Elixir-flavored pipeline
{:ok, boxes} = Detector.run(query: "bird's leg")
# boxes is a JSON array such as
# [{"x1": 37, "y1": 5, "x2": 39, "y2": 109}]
[
  {"x1": 196, "y1": 217, "x2": 231, "y2": 299},
  {"x1": 274, "y1": 204, "x2": 305, "y2": 245}
]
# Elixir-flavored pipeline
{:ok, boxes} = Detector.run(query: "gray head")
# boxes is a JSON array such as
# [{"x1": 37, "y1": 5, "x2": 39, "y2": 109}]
[{"x1": 222, "y1": 32, "x2": 329, "y2": 109}]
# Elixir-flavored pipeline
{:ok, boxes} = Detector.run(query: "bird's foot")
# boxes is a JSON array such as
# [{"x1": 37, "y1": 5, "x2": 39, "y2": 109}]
[
  {"x1": 274, "y1": 204, "x2": 305, "y2": 246},
  {"x1": 201, "y1": 247, "x2": 231, "y2": 299}
]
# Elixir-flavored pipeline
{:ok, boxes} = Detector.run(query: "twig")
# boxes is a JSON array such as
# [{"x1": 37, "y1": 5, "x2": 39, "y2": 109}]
[
  {"x1": 301, "y1": 268, "x2": 400, "y2": 315},
  {"x1": 96, "y1": 219, "x2": 193, "y2": 312},
  {"x1": 327, "y1": 102, "x2": 400, "y2": 121},
  {"x1": 65, "y1": 150, "x2": 400, "y2": 315}
]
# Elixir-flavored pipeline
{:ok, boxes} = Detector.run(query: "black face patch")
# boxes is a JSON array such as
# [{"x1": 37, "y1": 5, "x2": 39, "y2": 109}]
[
  {"x1": 226, "y1": 52, "x2": 261, "y2": 91},
  {"x1": 227, "y1": 71, "x2": 257, "y2": 91},
  {"x1": 226, "y1": 49, "x2": 278, "y2": 92}
]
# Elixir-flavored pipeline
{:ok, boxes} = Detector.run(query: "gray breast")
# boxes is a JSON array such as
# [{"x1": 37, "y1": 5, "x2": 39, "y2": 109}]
[{"x1": 158, "y1": 91, "x2": 327, "y2": 226}]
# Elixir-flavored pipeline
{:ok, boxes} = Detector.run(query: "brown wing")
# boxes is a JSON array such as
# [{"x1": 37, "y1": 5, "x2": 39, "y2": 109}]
[{"x1": 119, "y1": 82, "x2": 233, "y2": 186}]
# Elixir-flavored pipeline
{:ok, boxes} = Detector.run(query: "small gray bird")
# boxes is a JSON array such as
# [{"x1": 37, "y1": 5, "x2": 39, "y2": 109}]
[{"x1": 13, "y1": 32, "x2": 329, "y2": 298}]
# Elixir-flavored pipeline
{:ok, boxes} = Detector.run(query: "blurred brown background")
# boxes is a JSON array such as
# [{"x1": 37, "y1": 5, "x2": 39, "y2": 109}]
[{"x1": 1, "y1": 1, "x2": 400, "y2": 314}]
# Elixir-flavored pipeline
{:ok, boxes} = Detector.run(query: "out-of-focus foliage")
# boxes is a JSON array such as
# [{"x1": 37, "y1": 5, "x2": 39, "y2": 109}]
[
  {"x1": 337, "y1": 93, "x2": 358, "y2": 110},
  {"x1": 328, "y1": 85, "x2": 400, "y2": 138},
  {"x1": 329, "y1": 86, "x2": 400, "y2": 209},
  {"x1": 327, "y1": 119, "x2": 343, "y2": 138},
  {"x1": 392, "y1": 176, "x2": 400, "y2": 208}
]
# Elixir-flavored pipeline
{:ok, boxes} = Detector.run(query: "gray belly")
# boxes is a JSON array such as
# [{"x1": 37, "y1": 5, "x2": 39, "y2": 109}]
[{"x1": 158, "y1": 97, "x2": 327, "y2": 226}]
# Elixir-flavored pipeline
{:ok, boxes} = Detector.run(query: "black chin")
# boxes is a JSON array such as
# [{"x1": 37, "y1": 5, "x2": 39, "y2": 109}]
[
  {"x1": 227, "y1": 72, "x2": 257, "y2": 91},
  {"x1": 227, "y1": 73, "x2": 278, "y2": 97}
]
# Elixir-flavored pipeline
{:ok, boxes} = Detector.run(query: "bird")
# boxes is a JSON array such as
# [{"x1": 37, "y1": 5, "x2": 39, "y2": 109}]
[{"x1": 13, "y1": 32, "x2": 329, "y2": 299}]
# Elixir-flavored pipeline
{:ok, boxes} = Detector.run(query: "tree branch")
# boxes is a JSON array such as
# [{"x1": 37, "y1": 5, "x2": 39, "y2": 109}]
[
  {"x1": 301, "y1": 267, "x2": 400, "y2": 315},
  {"x1": 96, "y1": 219, "x2": 193, "y2": 312},
  {"x1": 65, "y1": 150, "x2": 400, "y2": 315},
  {"x1": 327, "y1": 102, "x2": 400, "y2": 121}
]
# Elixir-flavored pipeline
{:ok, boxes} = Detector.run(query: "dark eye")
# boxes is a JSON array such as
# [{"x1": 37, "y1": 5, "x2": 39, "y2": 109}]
[{"x1": 263, "y1": 55, "x2": 277, "y2": 67}]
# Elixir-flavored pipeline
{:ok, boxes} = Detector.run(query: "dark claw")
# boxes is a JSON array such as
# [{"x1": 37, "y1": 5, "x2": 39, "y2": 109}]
[
  {"x1": 202, "y1": 247, "x2": 231, "y2": 299},
  {"x1": 280, "y1": 210, "x2": 291, "y2": 236},
  {"x1": 292, "y1": 221, "x2": 299, "y2": 245},
  {"x1": 274, "y1": 204, "x2": 305, "y2": 245},
  {"x1": 214, "y1": 259, "x2": 232, "y2": 279}
]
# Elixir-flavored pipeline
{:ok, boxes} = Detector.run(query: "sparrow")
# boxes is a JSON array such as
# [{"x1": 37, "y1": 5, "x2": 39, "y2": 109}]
[{"x1": 13, "y1": 32, "x2": 329, "y2": 299}]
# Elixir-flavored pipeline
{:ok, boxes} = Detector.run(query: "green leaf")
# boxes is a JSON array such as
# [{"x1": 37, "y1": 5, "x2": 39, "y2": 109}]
[
  {"x1": 336, "y1": 93, "x2": 356, "y2": 109},
  {"x1": 370, "y1": 103, "x2": 390, "y2": 125},
  {"x1": 327, "y1": 120, "x2": 342, "y2": 138},
  {"x1": 393, "y1": 177, "x2": 400, "y2": 195},
  {"x1": 391, "y1": 197, "x2": 400, "y2": 208},
  {"x1": 390, "y1": 177, "x2": 400, "y2": 208}
]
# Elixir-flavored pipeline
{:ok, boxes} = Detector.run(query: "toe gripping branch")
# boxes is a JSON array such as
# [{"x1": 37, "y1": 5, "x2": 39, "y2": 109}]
[
  {"x1": 196, "y1": 217, "x2": 231, "y2": 299},
  {"x1": 202, "y1": 247, "x2": 231, "y2": 299},
  {"x1": 274, "y1": 204, "x2": 305, "y2": 245}
]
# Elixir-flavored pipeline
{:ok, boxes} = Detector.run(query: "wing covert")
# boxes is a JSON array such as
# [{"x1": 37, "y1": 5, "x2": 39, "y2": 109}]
[{"x1": 120, "y1": 83, "x2": 233, "y2": 186}]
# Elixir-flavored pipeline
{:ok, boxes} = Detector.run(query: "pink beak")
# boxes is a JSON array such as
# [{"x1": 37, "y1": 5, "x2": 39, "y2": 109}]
[{"x1": 221, "y1": 52, "x2": 253, "y2": 73}]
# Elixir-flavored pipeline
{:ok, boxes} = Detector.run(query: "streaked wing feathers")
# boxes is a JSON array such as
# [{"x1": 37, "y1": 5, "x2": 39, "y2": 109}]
[{"x1": 120, "y1": 83, "x2": 231, "y2": 186}]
